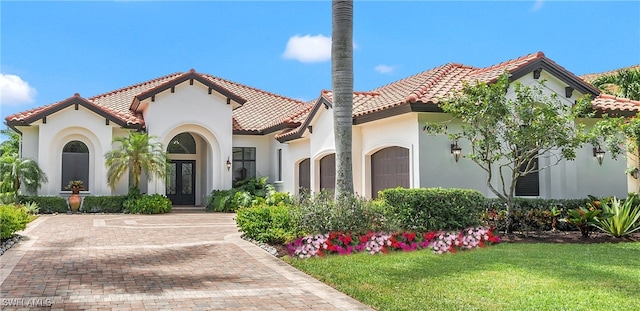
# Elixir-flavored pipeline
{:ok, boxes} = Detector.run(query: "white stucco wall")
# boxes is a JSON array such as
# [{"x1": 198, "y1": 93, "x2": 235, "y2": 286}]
[
  {"x1": 28, "y1": 106, "x2": 116, "y2": 196},
  {"x1": 280, "y1": 138, "x2": 311, "y2": 195},
  {"x1": 142, "y1": 81, "x2": 233, "y2": 200}
]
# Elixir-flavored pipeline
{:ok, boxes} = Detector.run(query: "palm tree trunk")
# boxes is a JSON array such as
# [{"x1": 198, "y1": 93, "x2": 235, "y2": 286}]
[{"x1": 332, "y1": 0, "x2": 354, "y2": 198}]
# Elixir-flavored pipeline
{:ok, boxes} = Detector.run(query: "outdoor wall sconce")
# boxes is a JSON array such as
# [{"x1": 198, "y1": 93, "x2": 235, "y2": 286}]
[
  {"x1": 226, "y1": 157, "x2": 232, "y2": 171},
  {"x1": 630, "y1": 167, "x2": 639, "y2": 179},
  {"x1": 593, "y1": 146, "x2": 605, "y2": 166},
  {"x1": 451, "y1": 141, "x2": 462, "y2": 162}
]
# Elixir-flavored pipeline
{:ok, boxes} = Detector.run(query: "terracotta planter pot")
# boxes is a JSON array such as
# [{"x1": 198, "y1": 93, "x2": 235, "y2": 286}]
[{"x1": 68, "y1": 193, "x2": 82, "y2": 212}]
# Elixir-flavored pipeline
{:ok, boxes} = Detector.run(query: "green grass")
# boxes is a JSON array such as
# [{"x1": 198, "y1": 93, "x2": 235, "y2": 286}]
[{"x1": 285, "y1": 243, "x2": 640, "y2": 311}]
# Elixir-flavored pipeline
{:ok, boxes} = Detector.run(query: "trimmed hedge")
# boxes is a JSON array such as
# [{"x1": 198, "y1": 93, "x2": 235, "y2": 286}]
[
  {"x1": 81, "y1": 195, "x2": 128, "y2": 213},
  {"x1": 379, "y1": 187, "x2": 485, "y2": 232},
  {"x1": 18, "y1": 196, "x2": 68, "y2": 213},
  {"x1": 236, "y1": 202, "x2": 301, "y2": 244},
  {"x1": 124, "y1": 194, "x2": 172, "y2": 214},
  {"x1": 0, "y1": 204, "x2": 30, "y2": 239}
]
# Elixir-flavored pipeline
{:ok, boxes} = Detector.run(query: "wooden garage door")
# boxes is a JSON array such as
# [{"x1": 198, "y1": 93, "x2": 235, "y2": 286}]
[
  {"x1": 371, "y1": 146, "x2": 409, "y2": 198},
  {"x1": 298, "y1": 158, "x2": 311, "y2": 193},
  {"x1": 319, "y1": 154, "x2": 335, "y2": 192}
]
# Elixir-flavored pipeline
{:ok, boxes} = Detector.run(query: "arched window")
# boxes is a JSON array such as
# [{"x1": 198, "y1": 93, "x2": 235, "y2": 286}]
[
  {"x1": 167, "y1": 133, "x2": 196, "y2": 154},
  {"x1": 61, "y1": 141, "x2": 89, "y2": 191}
]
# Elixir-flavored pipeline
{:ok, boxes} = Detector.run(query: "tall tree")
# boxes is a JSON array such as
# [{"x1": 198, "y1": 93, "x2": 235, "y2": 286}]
[
  {"x1": 332, "y1": 0, "x2": 354, "y2": 198},
  {"x1": 0, "y1": 127, "x2": 20, "y2": 157},
  {"x1": 0, "y1": 153, "x2": 47, "y2": 194},
  {"x1": 425, "y1": 73, "x2": 598, "y2": 231},
  {"x1": 104, "y1": 131, "x2": 168, "y2": 191},
  {"x1": 592, "y1": 68, "x2": 640, "y2": 100}
]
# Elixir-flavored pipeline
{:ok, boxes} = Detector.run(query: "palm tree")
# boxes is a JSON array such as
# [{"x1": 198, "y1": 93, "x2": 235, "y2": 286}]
[
  {"x1": 0, "y1": 153, "x2": 47, "y2": 194},
  {"x1": 592, "y1": 68, "x2": 640, "y2": 100},
  {"x1": 105, "y1": 131, "x2": 168, "y2": 191},
  {"x1": 332, "y1": 0, "x2": 354, "y2": 198}
]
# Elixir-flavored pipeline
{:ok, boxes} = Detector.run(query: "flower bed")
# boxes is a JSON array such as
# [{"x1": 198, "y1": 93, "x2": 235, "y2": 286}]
[{"x1": 287, "y1": 227, "x2": 500, "y2": 258}]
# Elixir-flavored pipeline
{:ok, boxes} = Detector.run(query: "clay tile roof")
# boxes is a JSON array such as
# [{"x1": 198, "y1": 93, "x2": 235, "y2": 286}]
[
  {"x1": 592, "y1": 94, "x2": 640, "y2": 113},
  {"x1": 468, "y1": 51, "x2": 545, "y2": 82},
  {"x1": 5, "y1": 71, "x2": 311, "y2": 133},
  {"x1": 580, "y1": 64, "x2": 640, "y2": 84},
  {"x1": 199, "y1": 74, "x2": 312, "y2": 133}
]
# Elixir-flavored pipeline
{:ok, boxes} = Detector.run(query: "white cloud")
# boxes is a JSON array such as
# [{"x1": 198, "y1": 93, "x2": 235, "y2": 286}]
[
  {"x1": 0, "y1": 73, "x2": 37, "y2": 106},
  {"x1": 282, "y1": 34, "x2": 332, "y2": 63},
  {"x1": 531, "y1": 0, "x2": 544, "y2": 12},
  {"x1": 374, "y1": 64, "x2": 396, "y2": 74}
]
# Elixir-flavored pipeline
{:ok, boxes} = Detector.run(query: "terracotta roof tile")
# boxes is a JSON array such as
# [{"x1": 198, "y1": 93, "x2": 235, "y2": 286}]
[
  {"x1": 592, "y1": 94, "x2": 640, "y2": 113},
  {"x1": 580, "y1": 64, "x2": 640, "y2": 84},
  {"x1": 6, "y1": 71, "x2": 311, "y2": 133}
]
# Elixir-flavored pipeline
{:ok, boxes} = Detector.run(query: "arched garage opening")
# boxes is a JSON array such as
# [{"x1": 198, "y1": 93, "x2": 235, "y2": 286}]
[
  {"x1": 371, "y1": 146, "x2": 409, "y2": 198},
  {"x1": 319, "y1": 153, "x2": 335, "y2": 193},
  {"x1": 298, "y1": 158, "x2": 310, "y2": 194}
]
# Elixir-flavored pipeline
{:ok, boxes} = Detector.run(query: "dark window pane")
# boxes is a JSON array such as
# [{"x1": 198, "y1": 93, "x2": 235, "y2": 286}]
[
  {"x1": 232, "y1": 147, "x2": 257, "y2": 183},
  {"x1": 167, "y1": 133, "x2": 196, "y2": 154},
  {"x1": 181, "y1": 162, "x2": 193, "y2": 194},
  {"x1": 166, "y1": 163, "x2": 176, "y2": 195},
  {"x1": 61, "y1": 141, "x2": 89, "y2": 191}
]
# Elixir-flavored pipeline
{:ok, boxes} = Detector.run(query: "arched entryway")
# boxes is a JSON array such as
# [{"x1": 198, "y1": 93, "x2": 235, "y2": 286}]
[
  {"x1": 166, "y1": 133, "x2": 197, "y2": 205},
  {"x1": 371, "y1": 146, "x2": 409, "y2": 198}
]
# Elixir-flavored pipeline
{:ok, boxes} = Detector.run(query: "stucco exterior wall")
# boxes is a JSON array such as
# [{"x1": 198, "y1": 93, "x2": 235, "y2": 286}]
[
  {"x1": 142, "y1": 81, "x2": 233, "y2": 198},
  {"x1": 280, "y1": 138, "x2": 311, "y2": 195},
  {"x1": 32, "y1": 106, "x2": 115, "y2": 196}
]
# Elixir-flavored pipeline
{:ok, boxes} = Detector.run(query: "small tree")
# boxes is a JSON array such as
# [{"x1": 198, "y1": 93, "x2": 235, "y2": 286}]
[
  {"x1": 0, "y1": 153, "x2": 48, "y2": 194},
  {"x1": 0, "y1": 127, "x2": 20, "y2": 158},
  {"x1": 104, "y1": 131, "x2": 168, "y2": 191},
  {"x1": 425, "y1": 73, "x2": 596, "y2": 231},
  {"x1": 591, "y1": 68, "x2": 640, "y2": 101}
]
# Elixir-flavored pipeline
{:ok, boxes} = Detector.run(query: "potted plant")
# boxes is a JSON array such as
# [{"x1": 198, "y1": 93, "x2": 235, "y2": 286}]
[{"x1": 65, "y1": 180, "x2": 85, "y2": 212}]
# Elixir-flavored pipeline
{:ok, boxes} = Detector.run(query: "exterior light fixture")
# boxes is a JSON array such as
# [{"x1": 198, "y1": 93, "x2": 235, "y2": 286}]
[
  {"x1": 226, "y1": 157, "x2": 232, "y2": 171},
  {"x1": 593, "y1": 146, "x2": 605, "y2": 166},
  {"x1": 630, "y1": 168, "x2": 639, "y2": 179},
  {"x1": 451, "y1": 141, "x2": 462, "y2": 162}
]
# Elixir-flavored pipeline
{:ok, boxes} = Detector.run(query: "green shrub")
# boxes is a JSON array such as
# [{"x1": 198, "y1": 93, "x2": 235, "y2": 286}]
[
  {"x1": 0, "y1": 204, "x2": 30, "y2": 239},
  {"x1": 295, "y1": 192, "x2": 396, "y2": 234},
  {"x1": 81, "y1": 195, "x2": 128, "y2": 213},
  {"x1": 236, "y1": 202, "x2": 301, "y2": 244},
  {"x1": 594, "y1": 195, "x2": 640, "y2": 237},
  {"x1": 0, "y1": 192, "x2": 17, "y2": 204},
  {"x1": 17, "y1": 195, "x2": 67, "y2": 213},
  {"x1": 124, "y1": 194, "x2": 172, "y2": 214},
  {"x1": 379, "y1": 187, "x2": 485, "y2": 232}
]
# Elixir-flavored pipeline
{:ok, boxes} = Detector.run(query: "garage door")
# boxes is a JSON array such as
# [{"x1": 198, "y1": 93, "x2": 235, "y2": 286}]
[
  {"x1": 319, "y1": 154, "x2": 335, "y2": 192},
  {"x1": 371, "y1": 146, "x2": 409, "y2": 198},
  {"x1": 298, "y1": 158, "x2": 310, "y2": 193}
]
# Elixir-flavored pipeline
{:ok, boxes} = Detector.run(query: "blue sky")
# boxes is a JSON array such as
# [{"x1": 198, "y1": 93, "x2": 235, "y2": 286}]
[{"x1": 1, "y1": 0, "x2": 639, "y2": 126}]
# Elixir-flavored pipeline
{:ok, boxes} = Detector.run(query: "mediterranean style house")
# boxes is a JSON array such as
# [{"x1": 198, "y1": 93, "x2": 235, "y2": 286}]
[{"x1": 5, "y1": 52, "x2": 638, "y2": 205}]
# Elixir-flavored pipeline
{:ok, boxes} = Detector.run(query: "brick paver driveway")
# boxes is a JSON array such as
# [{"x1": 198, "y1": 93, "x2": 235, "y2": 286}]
[{"x1": 0, "y1": 212, "x2": 373, "y2": 310}]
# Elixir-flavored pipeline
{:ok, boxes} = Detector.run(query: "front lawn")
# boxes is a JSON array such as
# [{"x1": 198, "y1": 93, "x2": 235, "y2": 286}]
[{"x1": 286, "y1": 242, "x2": 640, "y2": 311}]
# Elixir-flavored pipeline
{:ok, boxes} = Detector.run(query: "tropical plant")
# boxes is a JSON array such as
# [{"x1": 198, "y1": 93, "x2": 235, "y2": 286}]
[
  {"x1": 424, "y1": 73, "x2": 602, "y2": 232},
  {"x1": 104, "y1": 131, "x2": 168, "y2": 191},
  {"x1": 0, "y1": 153, "x2": 48, "y2": 194},
  {"x1": 332, "y1": 0, "x2": 354, "y2": 198},
  {"x1": 563, "y1": 205, "x2": 604, "y2": 237},
  {"x1": 65, "y1": 180, "x2": 85, "y2": 194},
  {"x1": 593, "y1": 196, "x2": 640, "y2": 237},
  {"x1": 592, "y1": 68, "x2": 640, "y2": 101}
]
